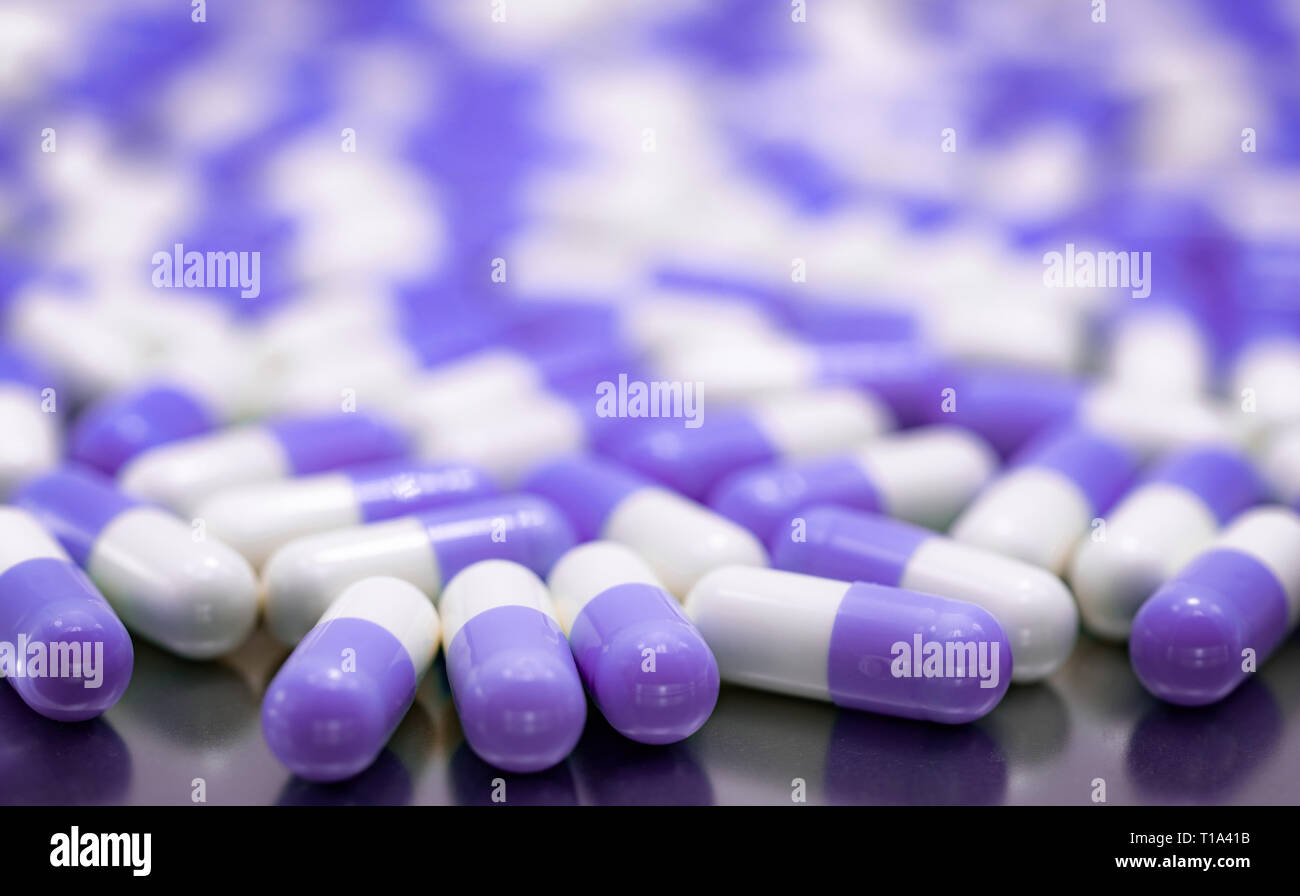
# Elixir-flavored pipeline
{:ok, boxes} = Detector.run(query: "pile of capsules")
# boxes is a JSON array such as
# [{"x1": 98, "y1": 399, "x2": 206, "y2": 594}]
[{"x1": 1, "y1": 0, "x2": 1299, "y2": 783}]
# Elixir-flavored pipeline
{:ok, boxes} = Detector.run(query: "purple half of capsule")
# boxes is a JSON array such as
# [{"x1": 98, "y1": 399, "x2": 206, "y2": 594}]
[
  {"x1": 775, "y1": 300, "x2": 920, "y2": 345},
  {"x1": 772, "y1": 506, "x2": 928, "y2": 586},
  {"x1": 1142, "y1": 446, "x2": 1268, "y2": 524},
  {"x1": 569, "y1": 583, "x2": 719, "y2": 745},
  {"x1": 829, "y1": 582, "x2": 1012, "y2": 724},
  {"x1": 1130, "y1": 549, "x2": 1289, "y2": 707},
  {"x1": 419, "y1": 495, "x2": 576, "y2": 582},
  {"x1": 920, "y1": 365, "x2": 1085, "y2": 457},
  {"x1": 262, "y1": 617, "x2": 417, "y2": 782},
  {"x1": 607, "y1": 412, "x2": 783, "y2": 501},
  {"x1": 816, "y1": 340, "x2": 950, "y2": 426},
  {"x1": 69, "y1": 383, "x2": 219, "y2": 475},
  {"x1": 345, "y1": 459, "x2": 498, "y2": 523},
  {"x1": 0, "y1": 557, "x2": 133, "y2": 721},
  {"x1": 522, "y1": 455, "x2": 652, "y2": 540},
  {"x1": 446, "y1": 604, "x2": 587, "y2": 773},
  {"x1": 13, "y1": 467, "x2": 141, "y2": 567},
  {"x1": 0, "y1": 343, "x2": 54, "y2": 392},
  {"x1": 265, "y1": 413, "x2": 410, "y2": 475},
  {"x1": 503, "y1": 323, "x2": 637, "y2": 388},
  {"x1": 709, "y1": 456, "x2": 884, "y2": 545},
  {"x1": 501, "y1": 299, "x2": 622, "y2": 350},
  {"x1": 1014, "y1": 426, "x2": 1140, "y2": 515}
]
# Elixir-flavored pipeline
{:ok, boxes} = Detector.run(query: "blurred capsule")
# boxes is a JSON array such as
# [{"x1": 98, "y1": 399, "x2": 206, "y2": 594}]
[
  {"x1": 950, "y1": 427, "x2": 1140, "y2": 573},
  {"x1": 263, "y1": 494, "x2": 574, "y2": 645},
  {"x1": 14, "y1": 467, "x2": 258, "y2": 659},
  {"x1": 119, "y1": 412, "x2": 409, "y2": 514},
  {"x1": 196, "y1": 460, "x2": 497, "y2": 568}
]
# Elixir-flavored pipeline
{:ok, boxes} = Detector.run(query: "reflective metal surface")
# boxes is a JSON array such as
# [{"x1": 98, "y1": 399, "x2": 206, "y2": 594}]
[{"x1": 4, "y1": 628, "x2": 1298, "y2": 805}]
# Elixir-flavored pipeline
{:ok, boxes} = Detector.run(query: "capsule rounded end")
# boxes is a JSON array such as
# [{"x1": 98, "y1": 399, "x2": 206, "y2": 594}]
[
  {"x1": 455, "y1": 646, "x2": 587, "y2": 774},
  {"x1": 1069, "y1": 536, "x2": 1165, "y2": 643},
  {"x1": 12, "y1": 594, "x2": 134, "y2": 722},
  {"x1": 262, "y1": 658, "x2": 393, "y2": 782},
  {"x1": 1130, "y1": 585, "x2": 1246, "y2": 707},
  {"x1": 589, "y1": 619, "x2": 719, "y2": 745}
]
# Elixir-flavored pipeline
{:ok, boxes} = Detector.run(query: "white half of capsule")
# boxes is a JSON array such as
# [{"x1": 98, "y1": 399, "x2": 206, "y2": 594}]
[
  {"x1": 119, "y1": 425, "x2": 293, "y2": 515},
  {"x1": 1214, "y1": 507, "x2": 1300, "y2": 626},
  {"x1": 438, "y1": 559, "x2": 561, "y2": 646},
  {"x1": 1107, "y1": 308, "x2": 1210, "y2": 397},
  {"x1": 1068, "y1": 483, "x2": 1219, "y2": 641},
  {"x1": 262, "y1": 517, "x2": 438, "y2": 646},
  {"x1": 924, "y1": 297, "x2": 1084, "y2": 373},
  {"x1": 622, "y1": 293, "x2": 778, "y2": 355},
  {"x1": 546, "y1": 541, "x2": 662, "y2": 634},
  {"x1": 88, "y1": 506, "x2": 259, "y2": 659},
  {"x1": 949, "y1": 467, "x2": 1093, "y2": 574},
  {"x1": 8, "y1": 290, "x2": 144, "y2": 402},
  {"x1": 195, "y1": 473, "x2": 362, "y2": 568},
  {"x1": 895, "y1": 537, "x2": 1078, "y2": 682},
  {"x1": 1258, "y1": 424, "x2": 1300, "y2": 506},
  {"x1": 0, "y1": 507, "x2": 67, "y2": 571},
  {"x1": 1078, "y1": 386, "x2": 1244, "y2": 460},
  {"x1": 318, "y1": 576, "x2": 439, "y2": 676},
  {"x1": 685, "y1": 566, "x2": 846, "y2": 701},
  {"x1": 853, "y1": 426, "x2": 997, "y2": 529},
  {"x1": 252, "y1": 291, "x2": 401, "y2": 370},
  {"x1": 396, "y1": 350, "x2": 545, "y2": 430},
  {"x1": 602, "y1": 488, "x2": 770, "y2": 599},
  {"x1": 0, "y1": 384, "x2": 59, "y2": 499},
  {"x1": 265, "y1": 348, "x2": 417, "y2": 417},
  {"x1": 157, "y1": 338, "x2": 253, "y2": 420},
  {"x1": 746, "y1": 388, "x2": 894, "y2": 458},
  {"x1": 415, "y1": 392, "x2": 585, "y2": 484},
  {"x1": 651, "y1": 338, "x2": 820, "y2": 403},
  {"x1": 1232, "y1": 338, "x2": 1300, "y2": 431}
]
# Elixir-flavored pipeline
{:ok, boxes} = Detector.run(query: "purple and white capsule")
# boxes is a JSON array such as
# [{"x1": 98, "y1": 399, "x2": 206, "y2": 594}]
[
  {"x1": 950, "y1": 427, "x2": 1140, "y2": 573},
  {"x1": 547, "y1": 542, "x2": 719, "y2": 744},
  {"x1": 709, "y1": 425, "x2": 997, "y2": 541},
  {"x1": 607, "y1": 388, "x2": 892, "y2": 501},
  {"x1": 119, "y1": 412, "x2": 409, "y2": 515},
  {"x1": 523, "y1": 455, "x2": 768, "y2": 598},
  {"x1": 415, "y1": 392, "x2": 589, "y2": 485},
  {"x1": 262, "y1": 494, "x2": 575, "y2": 645},
  {"x1": 1131, "y1": 507, "x2": 1300, "y2": 706},
  {"x1": 13, "y1": 467, "x2": 258, "y2": 659},
  {"x1": 1231, "y1": 334, "x2": 1300, "y2": 431},
  {"x1": 195, "y1": 460, "x2": 497, "y2": 567},
  {"x1": 685, "y1": 567, "x2": 1011, "y2": 724},
  {"x1": 67, "y1": 376, "x2": 241, "y2": 476},
  {"x1": 0, "y1": 508, "x2": 133, "y2": 721},
  {"x1": 0, "y1": 346, "x2": 58, "y2": 497},
  {"x1": 653, "y1": 336, "x2": 944, "y2": 422},
  {"x1": 6, "y1": 286, "x2": 144, "y2": 403},
  {"x1": 440, "y1": 560, "x2": 587, "y2": 773},
  {"x1": 1070, "y1": 446, "x2": 1268, "y2": 641},
  {"x1": 262, "y1": 576, "x2": 439, "y2": 782},
  {"x1": 926, "y1": 365, "x2": 1244, "y2": 459},
  {"x1": 772, "y1": 506, "x2": 1077, "y2": 682},
  {"x1": 1107, "y1": 306, "x2": 1211, "y2": 398}
]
